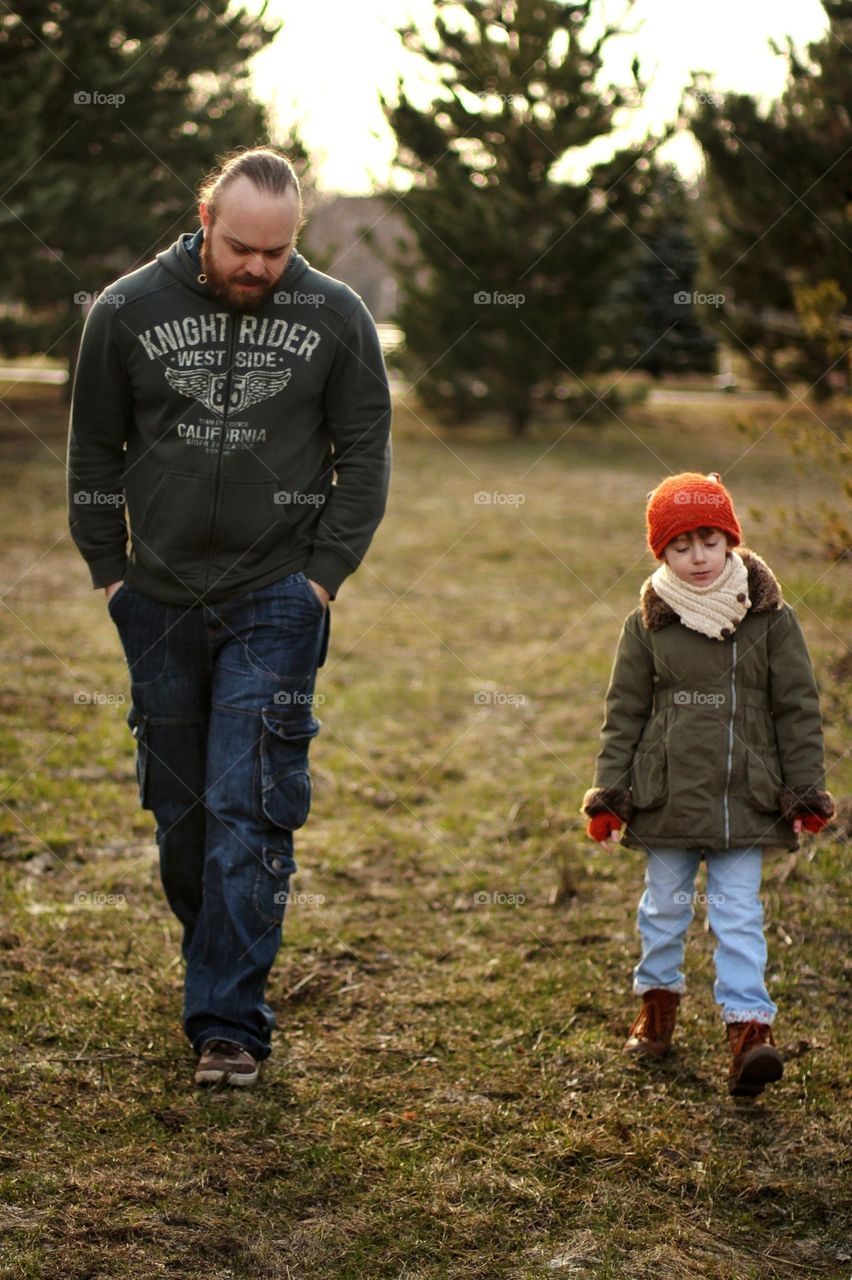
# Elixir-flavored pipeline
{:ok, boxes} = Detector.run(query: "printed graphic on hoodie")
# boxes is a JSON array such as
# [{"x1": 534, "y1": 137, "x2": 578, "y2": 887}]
[{"x1": 135, "y1": 310, "x2": 322, "y2": 454}]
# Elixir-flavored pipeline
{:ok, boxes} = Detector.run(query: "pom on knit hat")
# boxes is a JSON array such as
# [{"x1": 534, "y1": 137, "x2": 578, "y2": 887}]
[{"x1": 646, "y1": 471, "x2": 742, "y2": 558}]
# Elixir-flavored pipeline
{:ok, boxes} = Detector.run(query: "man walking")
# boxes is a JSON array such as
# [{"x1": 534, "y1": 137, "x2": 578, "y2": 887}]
[{"x1": 67, "y1": 146, "x2": 392, "y2": 1086}]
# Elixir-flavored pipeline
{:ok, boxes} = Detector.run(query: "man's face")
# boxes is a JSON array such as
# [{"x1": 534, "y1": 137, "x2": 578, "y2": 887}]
[
  {"x1": 198, "y1": 175, "x2": 301, "y2": 311},
  {"x1": 663, "y1": 527, "x2": 729, "y2": 585}
]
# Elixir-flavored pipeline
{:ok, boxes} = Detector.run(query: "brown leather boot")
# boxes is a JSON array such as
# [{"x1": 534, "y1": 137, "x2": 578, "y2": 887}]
[
  {"x1": 727, "y1": 1021, "x2": 783, "y2": 1096},
  {"x1": 623, "y1": 989, "x2": 680, "y2": 1059}
]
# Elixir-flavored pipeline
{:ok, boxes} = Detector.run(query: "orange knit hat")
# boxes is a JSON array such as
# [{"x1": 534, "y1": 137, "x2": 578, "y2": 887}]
[{"x1": 646, "y1": 471, "x2": 742, "y2": 558}]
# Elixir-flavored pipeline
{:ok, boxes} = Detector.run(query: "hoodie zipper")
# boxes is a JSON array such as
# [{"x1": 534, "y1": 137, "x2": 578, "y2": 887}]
[
  {"x1": 202, "y1": 315, "x2": 237, "y2": 591},
  {"x1": 722, "y1": 636, "x2": 737, "y2": 848}
]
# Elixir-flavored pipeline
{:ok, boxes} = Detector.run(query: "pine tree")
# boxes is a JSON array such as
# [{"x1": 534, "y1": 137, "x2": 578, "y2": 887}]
[
  {"x1": 617, "y1": 167, "x2": 718, "y2": 379},
  {"x1": 381, "y1": 0, "x2": 670, "y2": 437},
  {"x1": 0, "y1": 2, "x2": 293, "y2": 387},
  {"x1": 686, "y1": 0, "x2": 852, "y2": 399}
]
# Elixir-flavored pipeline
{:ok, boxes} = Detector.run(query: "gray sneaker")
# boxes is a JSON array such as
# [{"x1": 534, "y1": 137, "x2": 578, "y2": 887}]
[{"x1": 195, "y1": 1038, "x2": 259, "y2": 1087}]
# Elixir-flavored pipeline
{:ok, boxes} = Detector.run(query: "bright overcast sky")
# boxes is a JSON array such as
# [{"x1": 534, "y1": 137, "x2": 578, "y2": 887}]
[{"x1": 249, "y1": 0, "x2": 829, "y2": 194}]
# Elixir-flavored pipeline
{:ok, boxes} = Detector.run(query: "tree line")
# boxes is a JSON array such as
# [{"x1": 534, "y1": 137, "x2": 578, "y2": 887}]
[{"x1": 0, "y1": 0, "x2": 848, "y2": 437}]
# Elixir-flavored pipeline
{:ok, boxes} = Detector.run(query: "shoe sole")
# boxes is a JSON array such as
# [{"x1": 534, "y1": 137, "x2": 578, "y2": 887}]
[
  {"x1": 729, "y1": 1046, "x2": 784, "y2": 1096},
  {"x1": 195, "y1": 1067, "x2": 259, "y2": 1087}
]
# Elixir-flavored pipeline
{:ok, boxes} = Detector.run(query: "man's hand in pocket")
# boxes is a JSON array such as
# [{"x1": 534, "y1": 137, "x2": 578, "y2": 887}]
[{"x1": 307, "y1": 579, "x2": 330, "y2": 608}]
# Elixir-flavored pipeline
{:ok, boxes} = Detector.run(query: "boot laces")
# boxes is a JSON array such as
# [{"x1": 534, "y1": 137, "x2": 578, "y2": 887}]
[{"x1": 631, "y1": 993, "x2": 676, "y2": 1040}]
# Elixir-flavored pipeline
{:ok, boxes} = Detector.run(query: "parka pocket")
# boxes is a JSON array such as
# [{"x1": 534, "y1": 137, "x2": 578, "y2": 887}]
[
  {"x1": 127, "y1": 705, "x2": 151, "y2": 810},
  {"x1": 252, "y1": 844, "x2": 298, "y2": 926},
  {"x1": 746, "y1": 749, "x2": 783, "y2": 813},
  {"x1": 256, "y1": 709, "x2": 320, "y2": 831},
  {"x1": 630, "y1": 742, "x2": 668, "y2": 810}
]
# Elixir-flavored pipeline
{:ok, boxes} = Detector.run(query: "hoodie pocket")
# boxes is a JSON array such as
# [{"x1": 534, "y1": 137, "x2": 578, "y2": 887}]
[
  {"x1": 129, "y1": 471, "x2": 214, "y2": 577},
  {"x1": 209, "y1": 479, "x2": 292, "y2": 578}
]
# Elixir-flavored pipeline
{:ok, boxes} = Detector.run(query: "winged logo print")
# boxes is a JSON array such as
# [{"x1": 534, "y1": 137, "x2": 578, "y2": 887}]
[{"x1": 165, "y1": 367, "x2": 292, "y2": 415}]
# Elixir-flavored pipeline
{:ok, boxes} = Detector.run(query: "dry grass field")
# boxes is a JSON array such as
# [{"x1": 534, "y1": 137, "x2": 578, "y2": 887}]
[{"x1": 0, "y1": 389, "x2": 849, "y2": 1279}]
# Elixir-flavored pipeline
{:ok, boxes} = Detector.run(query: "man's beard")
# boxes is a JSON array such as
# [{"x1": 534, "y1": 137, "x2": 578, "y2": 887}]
[{"x1": 199, "y1": 235, "x2": 288, "y2": 312}]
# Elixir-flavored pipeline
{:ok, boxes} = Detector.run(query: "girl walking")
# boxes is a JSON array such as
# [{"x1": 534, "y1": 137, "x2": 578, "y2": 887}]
[{"x1": 582, "y1": 472, "x2": 834, "y2": 1096}]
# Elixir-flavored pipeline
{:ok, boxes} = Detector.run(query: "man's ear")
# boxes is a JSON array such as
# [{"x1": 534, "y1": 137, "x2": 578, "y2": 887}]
[{"x1": 198, "y1": 202, "x2": 210, "y2": 232}]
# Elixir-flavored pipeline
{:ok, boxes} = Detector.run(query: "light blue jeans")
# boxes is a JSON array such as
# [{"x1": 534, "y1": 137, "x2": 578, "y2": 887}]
[{"x1": 633, "y1": 846, "x2": 777, "y2": 1024}]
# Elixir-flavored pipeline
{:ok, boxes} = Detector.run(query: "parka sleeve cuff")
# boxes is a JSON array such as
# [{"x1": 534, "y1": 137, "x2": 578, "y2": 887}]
[
  {"x1": 778, "y1": 785, "x2": 835, "y2": 824},
  {"x1": 581, "y1": 786, "x2": 633, "y2": 824}
]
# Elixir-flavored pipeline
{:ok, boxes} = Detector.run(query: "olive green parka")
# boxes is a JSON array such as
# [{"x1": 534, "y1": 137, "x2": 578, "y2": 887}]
[{"x1": 582, "y1": 549, "x2": 834, "y2": 852}]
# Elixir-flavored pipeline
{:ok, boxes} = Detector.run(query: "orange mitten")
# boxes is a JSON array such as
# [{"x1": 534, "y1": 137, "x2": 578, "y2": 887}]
[{"x1": 586, "y1": 813, "x2": 623, "y2": 842}]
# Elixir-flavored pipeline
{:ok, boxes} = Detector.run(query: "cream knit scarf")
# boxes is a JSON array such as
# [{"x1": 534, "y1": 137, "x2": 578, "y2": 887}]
[{"x1": 651, "y1": 551, "x2": 751, "y2": 640}]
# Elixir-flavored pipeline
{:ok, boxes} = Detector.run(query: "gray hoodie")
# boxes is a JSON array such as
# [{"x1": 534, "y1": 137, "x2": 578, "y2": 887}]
[{"x1": 67, "y1": 230, "x2": 392, "y2": 604}]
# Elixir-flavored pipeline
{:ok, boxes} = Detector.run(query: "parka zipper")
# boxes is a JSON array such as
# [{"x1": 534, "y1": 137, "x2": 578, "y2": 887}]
[
  {"x1": 722, "y1": 637, "x2": 737, "y2": 848},
  {"x1": 202, "y1": 315, "x2": 237, "y2": 591}
]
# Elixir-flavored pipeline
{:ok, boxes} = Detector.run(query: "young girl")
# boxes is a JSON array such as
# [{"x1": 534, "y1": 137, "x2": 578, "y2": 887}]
[{"x1": 582, "y1": 472, "x2": 834, "y2": 1096}]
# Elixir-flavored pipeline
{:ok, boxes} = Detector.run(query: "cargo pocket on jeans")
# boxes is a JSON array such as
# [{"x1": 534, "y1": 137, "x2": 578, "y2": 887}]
[
  {"x1": 127, "y1": 705, "x2": 151, "y2": 810},
  {"x1": 257, "y1": 708, "x2": 320, "y2": 831},
  {"x1": 252, "y1": 844, "x2": 298, "y2": 926}
]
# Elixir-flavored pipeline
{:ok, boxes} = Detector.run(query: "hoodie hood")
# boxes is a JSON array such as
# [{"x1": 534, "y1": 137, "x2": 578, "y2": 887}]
[{"x1": 156, "y1": 230, "x2": 311, "y2": 301}]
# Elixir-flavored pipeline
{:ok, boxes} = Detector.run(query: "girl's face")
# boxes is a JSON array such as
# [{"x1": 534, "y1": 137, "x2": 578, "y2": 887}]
[{"x1": 663, "y1": 527, "x2": 728, "y2": 585}]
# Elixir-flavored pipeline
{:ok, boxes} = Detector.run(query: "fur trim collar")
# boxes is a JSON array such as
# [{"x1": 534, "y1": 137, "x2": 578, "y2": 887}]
[{"x1": 639, "y1": 548, "x2": 783, "y2": 631}]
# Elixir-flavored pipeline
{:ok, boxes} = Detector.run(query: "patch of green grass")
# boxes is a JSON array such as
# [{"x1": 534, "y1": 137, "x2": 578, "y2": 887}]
[{"x1": 0, "y1": 393, "x2": 848, "y2": 1278}]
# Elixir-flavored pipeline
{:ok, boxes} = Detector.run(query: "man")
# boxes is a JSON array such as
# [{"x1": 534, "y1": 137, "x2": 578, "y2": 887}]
[{"x1": 67, "y1": 146, "x2": 392, "y2": 1087}]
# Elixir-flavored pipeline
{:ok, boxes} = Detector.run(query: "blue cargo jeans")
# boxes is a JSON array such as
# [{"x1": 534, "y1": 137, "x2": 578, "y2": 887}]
[
  {"x1": 107, "y1": 570, "x2": 330, "y2": 1061},
  {"x1": 633, "y1": 846, "x2": 778, "y2": 1025}
]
